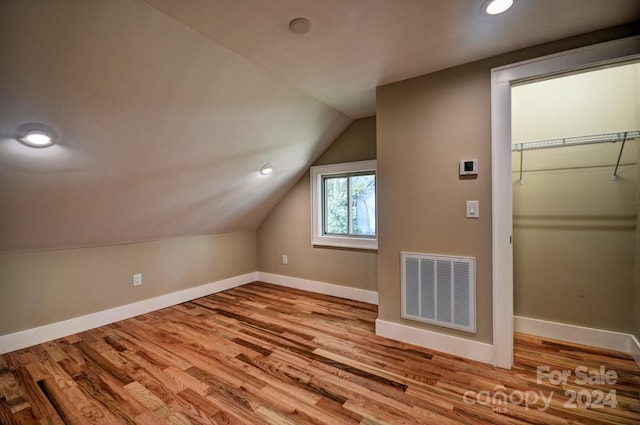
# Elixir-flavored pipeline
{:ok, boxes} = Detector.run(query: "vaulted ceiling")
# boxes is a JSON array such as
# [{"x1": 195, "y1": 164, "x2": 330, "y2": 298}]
[{"x1": 1, "y1": 0, "x2": 638, "y2": 252}]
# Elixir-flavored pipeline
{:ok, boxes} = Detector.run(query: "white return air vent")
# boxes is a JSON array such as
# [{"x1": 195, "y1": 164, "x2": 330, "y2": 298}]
[{"x1": 401, "y1": 252, "x2": 476, "y2": 333}]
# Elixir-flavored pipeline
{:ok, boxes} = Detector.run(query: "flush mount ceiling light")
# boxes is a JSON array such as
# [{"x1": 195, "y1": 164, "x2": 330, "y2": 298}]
[
  {"x1": 482, "y1": 0, "x2": 514, "y2": 15},
  {"x1": 260, "y1": 163, "x2": 274, "y2": 175},
  {"x1": 289, "y1": 17, "x2": 312, "y2": 34},
  {"x1": 15, "y1": 123, "x2": 57, "y2": 148}
]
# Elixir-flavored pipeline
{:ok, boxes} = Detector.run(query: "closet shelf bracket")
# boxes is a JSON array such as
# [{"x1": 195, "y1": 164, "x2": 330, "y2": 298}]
[
  {"x1": 518, "y1": 147, "x2": 524, "y2": 185},
  {"x1": 612, "y1": 132, "x2": 628, "y2": 181}
]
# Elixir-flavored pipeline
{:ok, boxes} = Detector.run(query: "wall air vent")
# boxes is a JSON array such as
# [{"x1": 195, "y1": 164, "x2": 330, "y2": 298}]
[{"x1": 401, "y1": 252, "x2": 476, "y2": 333}]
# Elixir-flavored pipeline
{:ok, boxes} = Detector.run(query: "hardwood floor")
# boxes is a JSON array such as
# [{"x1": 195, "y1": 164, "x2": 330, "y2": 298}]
[{"x1": 1, "y1": 282, "x2": 639, "y2": 424}]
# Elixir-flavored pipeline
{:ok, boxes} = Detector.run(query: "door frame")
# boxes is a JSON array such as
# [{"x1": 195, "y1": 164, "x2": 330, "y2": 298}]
[{"x1": 490, "y1": 36, "x2": 640, "y2": 369}]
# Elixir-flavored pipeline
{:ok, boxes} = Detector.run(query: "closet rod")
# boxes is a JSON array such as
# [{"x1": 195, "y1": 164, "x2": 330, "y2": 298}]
[{"x1": 512, "y1": 130, "x2": 639, "y2": 152}]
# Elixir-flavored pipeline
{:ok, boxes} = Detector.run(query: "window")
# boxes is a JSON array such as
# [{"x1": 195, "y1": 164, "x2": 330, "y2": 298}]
[{"x1": 311, "y1": 160, "x2": 377, "y2": 250}]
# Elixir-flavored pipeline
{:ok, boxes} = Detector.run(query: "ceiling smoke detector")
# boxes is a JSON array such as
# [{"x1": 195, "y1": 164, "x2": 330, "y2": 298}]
[{"x1": 289, "y1": 18, "x2": 312, "y2": 35}]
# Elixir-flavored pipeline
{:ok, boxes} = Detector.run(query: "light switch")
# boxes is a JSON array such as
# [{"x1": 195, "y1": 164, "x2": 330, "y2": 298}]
[{"x1": 466, "y1": 200, "x2": 479, "y2": 218}]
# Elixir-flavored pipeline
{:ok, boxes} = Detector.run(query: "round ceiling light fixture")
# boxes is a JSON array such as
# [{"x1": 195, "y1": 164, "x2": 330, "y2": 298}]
[
  {"x1": 483, "y1": 0, "x2": 514, "y2": 15},
  {"x1": 15, "y1": 123, "x2": 57, "y2": 148},
  {"x1": 289, "y1": 17, "x2": 312, "y2": 35},
  {"x1": 260, "y1": 163, "x2": 274, "y2": 175}
]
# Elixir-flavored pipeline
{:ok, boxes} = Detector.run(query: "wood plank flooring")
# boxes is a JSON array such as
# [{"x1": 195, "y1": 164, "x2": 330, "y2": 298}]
[{"x1": 1, "y1": 281, "x2": 639, "y2": 424}]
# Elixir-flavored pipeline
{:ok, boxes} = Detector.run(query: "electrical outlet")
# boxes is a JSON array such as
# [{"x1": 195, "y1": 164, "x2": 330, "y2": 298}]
[
  {"x1": 133, "y1": 273, "x2": 142, "y2": 286},
  {"x1": 282, "y1": 254, "x2": 288, "y2": 265}
]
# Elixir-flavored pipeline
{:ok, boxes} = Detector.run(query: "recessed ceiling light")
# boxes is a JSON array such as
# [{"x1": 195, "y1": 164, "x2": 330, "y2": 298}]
[
  {"x1": 15, "y1": 123, "x2": 57, "y2": 148},
  {"x1": 483, "y1": 0, "x2": 514, "y2": 15},
  {"x1": 24, "y1": 129, "x2": 51, "y2": 146},
  {"x1": 289, "y1": 17, "x2": 311, "y2": 35},
  {"x1": 260, "y1": 163, "x2": 274, "y2": 175}
]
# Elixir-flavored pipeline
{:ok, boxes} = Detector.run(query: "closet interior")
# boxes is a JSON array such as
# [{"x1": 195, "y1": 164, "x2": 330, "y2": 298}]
[{"x1": 512, "y1": 62, "x2": 640, "y2": 335}]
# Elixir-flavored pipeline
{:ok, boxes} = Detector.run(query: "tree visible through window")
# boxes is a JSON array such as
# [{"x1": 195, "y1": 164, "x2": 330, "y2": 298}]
[{"x1": 323, "y1": 173, "x2": 375, "y2": 237}]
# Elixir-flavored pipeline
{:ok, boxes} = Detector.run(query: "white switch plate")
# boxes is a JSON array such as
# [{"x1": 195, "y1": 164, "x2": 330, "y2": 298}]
[
  {"x1": 133, "y1": 273, "x2": 142, "y2": 286},
  {"x1": 466, "y1": 200, "x2": 479, "y2": 218},
  {"x1": 282, "y1": 254, "x2": 288, "y2": 265}
]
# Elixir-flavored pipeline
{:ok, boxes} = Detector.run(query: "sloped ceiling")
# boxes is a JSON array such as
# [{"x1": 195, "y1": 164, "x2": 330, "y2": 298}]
[
  {"x1": 1, "y1": 0, "x2": 639, "y2": 253},
  {"x1": 0, "y1": 0, "x2": 350, "y2": 252}
]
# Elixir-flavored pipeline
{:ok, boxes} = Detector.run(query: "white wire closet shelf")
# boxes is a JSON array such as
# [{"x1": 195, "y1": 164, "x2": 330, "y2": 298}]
[
  {"x1": 512, "y1": 130, "x2": 639, "y2": 183},
  {"x1": 512, "y1": 130, "x2": 639, "y2": 152}
]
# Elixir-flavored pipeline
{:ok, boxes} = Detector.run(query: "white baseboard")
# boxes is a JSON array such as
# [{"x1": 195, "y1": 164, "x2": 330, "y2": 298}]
[
  {"x1": 0, "y1": 272, "x2": 257, "y2": 354},
  {"x1": 256, "y1": 272, "x2": 378, "y2": 305},
  {"x1": 375, "y1": 318, "x2": 494, "y2": 365},
  {"x1": 514, "y1": 316, "x2": 634, "y2": 354},
  {"x1": 630, "y1": 335, "x2": 640, "y2": 368}
]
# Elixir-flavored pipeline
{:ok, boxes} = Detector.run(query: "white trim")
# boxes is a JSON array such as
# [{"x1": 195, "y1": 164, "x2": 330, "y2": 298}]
[
  {"x1": 257, "y1": 272, "x2": 378, "y2": 305},
  {"x1": 491, "y1": 59, "x2": 514, "y2": 369},
  {"x1": 310, "y1": 160, "x2": 378, "y2": 250},
  {"x1": 490, "y1": 36, "x2": 640, "y2": 370},
  {"x1": 0, "y1": 272, "x2": 257, "y2": 354},
  {"x1": 630, "y1": 335, "x2": 640, "y2": 368},
  {"x1": 515, "y1": 316, "x2": 633, "y2": 353},
  {"x1": 375, "y1": 319, "x2": 494, "y2": 365}
]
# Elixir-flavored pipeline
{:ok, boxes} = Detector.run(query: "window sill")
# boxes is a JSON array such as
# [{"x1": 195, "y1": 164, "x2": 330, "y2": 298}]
[{"x1": 312, "y1": 235, "x2": 378, "y2": 251}]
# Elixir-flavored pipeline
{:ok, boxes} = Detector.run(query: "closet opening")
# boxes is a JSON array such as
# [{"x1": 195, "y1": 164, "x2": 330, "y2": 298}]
[
  {"x1": 491, "y1": 37, "x2": 640, "y2": 369},
  {"x1": 511, "y1": 61, "x2": 640, "y2": 349}
]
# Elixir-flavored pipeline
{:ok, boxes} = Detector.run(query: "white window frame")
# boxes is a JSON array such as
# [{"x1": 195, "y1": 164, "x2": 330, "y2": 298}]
[{"x1": 310, "y1": 160, "x2": 377, "y2": 250}]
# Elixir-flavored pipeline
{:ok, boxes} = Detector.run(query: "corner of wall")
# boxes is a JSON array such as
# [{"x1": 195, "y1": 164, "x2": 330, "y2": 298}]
[{"x1": 256, "y1": 117, "x2": 378, "y2": 293}]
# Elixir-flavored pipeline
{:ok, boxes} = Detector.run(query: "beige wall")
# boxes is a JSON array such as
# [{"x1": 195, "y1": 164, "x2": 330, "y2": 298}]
[
  {"x1": 513, "y1": 144, "x2": 637, "y2": 332},
  {"x1": 512, "y1": 64, "x2": 640, "y2": 143},
  {"x1": 257, "y1": 117, "x2": 377, "y2": 291},
  {"x1": 0, "y1": 231, "x2": 256, "y2": 335},
  {"x1": 375, "y1": 26, "x2": 639, "y2": 344},
  {"x1": 376, "y1": 61, "x2": 494, "y2": 342}
]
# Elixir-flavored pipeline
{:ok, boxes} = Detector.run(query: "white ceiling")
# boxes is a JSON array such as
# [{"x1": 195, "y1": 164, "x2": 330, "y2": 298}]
[
  {"x1": 144, "y1": 0, "x2": 640, "y2": 117},
  {"x1": 0, "y1": 0, "x2": 638, "y2": 252}
]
